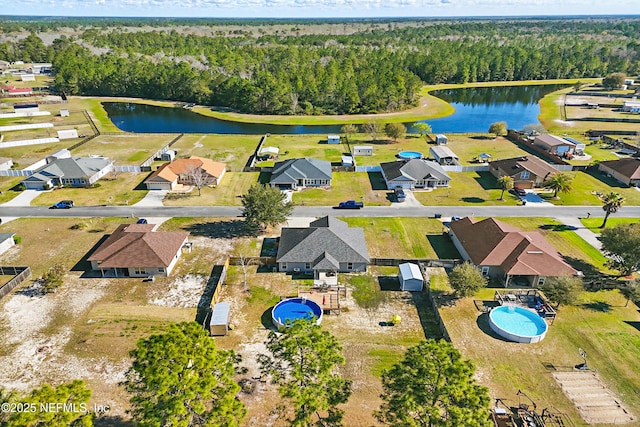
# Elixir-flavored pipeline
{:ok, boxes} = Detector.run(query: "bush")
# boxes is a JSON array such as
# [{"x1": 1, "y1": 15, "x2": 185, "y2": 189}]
[{"x1": 13, "y1": 236, "x2": 21, "y2": 244}]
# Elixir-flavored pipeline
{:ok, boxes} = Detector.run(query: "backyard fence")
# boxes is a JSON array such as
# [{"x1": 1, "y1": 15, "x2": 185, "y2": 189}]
[
  {"x1": 196, "y1": 258, "x2": 229, "y2": 327},
  {"x1": 442, "y1": 165, "x2": 489, "y2": 172},
  {"x1": 0, "y1": 169, "x2": 32, "y2": 177},
  {"x1": 371, "y1": 258, "x2": 461, "y2": 268},
  {"x1": 0, "y1": 266, "x2": 31, "y2": 300},
  {"x1": 115, "y1": 165, "x2": 142, "y2": 173},
  {"x1": 424, "y1": 283, "x2": 451, "y2": 342},
  {"x1": 355, "y1": 165, "x2": 381, "y2": 172}
]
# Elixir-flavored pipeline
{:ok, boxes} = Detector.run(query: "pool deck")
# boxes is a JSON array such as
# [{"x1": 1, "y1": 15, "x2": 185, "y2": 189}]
[
  {"x1": 298, "y1": 288, "x2": 343, "y2": 313},
  {"x1": 493, "y1": 289, "x2": 557, "y2": 324}
]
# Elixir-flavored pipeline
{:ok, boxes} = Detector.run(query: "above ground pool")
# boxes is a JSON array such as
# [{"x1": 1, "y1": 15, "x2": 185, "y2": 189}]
[
  {"x1": 398, "y1": 151, "x2": 423, "y2": 159},
  {"x1": 488, "y1": 305, "x2": 548, "y2": 343},
  {"x1": 272, "y1": 297, "x2": 323, "y2": 328}
]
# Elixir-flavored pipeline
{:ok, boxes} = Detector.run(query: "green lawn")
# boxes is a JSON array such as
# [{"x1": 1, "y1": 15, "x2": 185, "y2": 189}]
[
  {"x1": 341, "y1": 217, "x2": 460, "y2": 259},
  {"x1": 439, "y1": 286, "x2": 640, "y2": 426},
  {"x1": 71, "y1": 133, "x2": 177, "y2": 165},
  {"x1": 539, "y1": 171, "x2": 640, "y2": 206},
  {"x1": 413, "y1": 171, "x2": 523, "y2": 206},
  {"x1": 0, "y1": 176, "x2": 25, "y2": 204},
  {"x1": 580, "y1": 217, "x2": 640, "y2": 232},
  {"x1": 162, "y1": 172, "x2": 260, "y2": 206},
  {"x1": 292, "y1": 172, "x2": 391, "y2": 206}
]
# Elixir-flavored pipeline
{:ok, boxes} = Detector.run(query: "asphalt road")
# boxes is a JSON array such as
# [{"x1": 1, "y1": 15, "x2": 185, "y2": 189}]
[{"x1": 1, "y1": 205, "x2": 637, "y2": 219}]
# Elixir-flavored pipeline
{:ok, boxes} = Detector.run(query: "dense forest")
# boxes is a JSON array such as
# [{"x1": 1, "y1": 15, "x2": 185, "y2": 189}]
[{"x1": 1, "y1": 17, "x2": 639, "y2": 115}]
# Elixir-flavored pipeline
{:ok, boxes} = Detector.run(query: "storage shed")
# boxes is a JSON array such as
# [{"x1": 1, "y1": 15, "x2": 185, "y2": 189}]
[
  {"x1": 435, "y1": 134, "x2": 448, "y2": 145},
  {"x1": 398, "y1": 262, "x2": 424, "y2": 291},
  {"x1": 57, "y1": 129, "x2": 78, "y2": 140},
  {"x1": 259, "y1": 146, "x2": 280, "y2": 158},
  {"x1": 429, "y1": 146, "x2": 459, "y2": 165},
  {"x1": 208, "y1": 302, "x2": 230, "y2": 336},
  {"x1": 327, "y1": 135, "x2": 341, "y2": 144},
  {"x1": 160, "y1": 150, "x2": 176, "y2": 161},
  {"x1": 341, "y1": 155, "x2": 354, "y2": 167},
  {"x1": 60, "y1": 109, "x2": 70, "y2": 117},
  {"x1": 352, "y1": 145, "x2": 373, "y2": 156}
]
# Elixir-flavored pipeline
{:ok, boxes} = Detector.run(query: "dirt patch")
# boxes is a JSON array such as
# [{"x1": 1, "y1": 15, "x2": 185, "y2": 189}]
[{"x1": 149, "y1": 274, "x2": 207, "y2": 308}]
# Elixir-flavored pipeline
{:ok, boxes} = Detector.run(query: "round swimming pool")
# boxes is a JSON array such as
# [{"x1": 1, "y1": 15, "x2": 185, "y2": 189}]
[
  {"x1": 272, "y1": 297, "x2": 323, "y2": 328},
  {"x1": 398, "y1": 151, "x2": 423, "y2": 159},
  {"x1": 488, "y1": 306, "x2": 548, "y2": 343}
]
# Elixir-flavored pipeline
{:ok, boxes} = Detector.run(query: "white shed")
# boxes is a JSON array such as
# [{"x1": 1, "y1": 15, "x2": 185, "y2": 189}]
[
  {"x1": 352, "y1": 145, "x2": 373, "y2": 156},
  {"x1": 57, "y1": 129, "x2": 78, "y2": 140},
  {"x1": 0, "y1": 233, "x2": 16, "y2": 256},
  {"x1": 259, "y1": 146, "x2": 280, "y2": 158},
  {"x1": 21, "y1": 74, "x2": 36, "y2": 82},
  {"x1": 60, "y1": 109, "x2": 70, "y2": 117},
  {"x1": 208, "y1": 302, "x2": 230, "y2": 336},
  {"x1": 341, "y1": 155, "x2": 354, "y2": 167},
  {"x1": 398, "y1": 263, "x2": 424, "y2": 291},
  {"x1": 327, "y1": 135, "x2": 341, "y2": 144},
  {"x1": 435, "y1": 134, "x2": 448, "y2": 145}
]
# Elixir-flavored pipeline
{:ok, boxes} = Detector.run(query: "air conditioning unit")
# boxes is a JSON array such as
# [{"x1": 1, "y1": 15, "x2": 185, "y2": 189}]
[{"x1": 293, "y1": 268, "x2": 300, "y2": 272}]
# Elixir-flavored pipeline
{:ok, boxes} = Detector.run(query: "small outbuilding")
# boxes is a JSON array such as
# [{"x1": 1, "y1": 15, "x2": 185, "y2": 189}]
[
  {"x1": 398, "y1": 262, "x2": 424, "y2": 292},
  {"x1": 0, "y1": 233, "x2": 16, "y2": 256},
  {"x1": 57, "y1": 129, "x2": 78, "y2": 140},
  {"x1": 60, "y1": 109, "x2": 70, "y2": 117},
  {"x1": 208, "y1": 302, "x2": 231, "y2": 336},
  {"x1": 435, "y1": 134, "x2": 448, "y2": 145},
  {"x1": 341, "y1": 155, "x2": 354, "y2": 167},
  {"x1": 327, "y1": 135, "x2": 341, "y2": 144},
  {"x1": 352, "y1": 145, "x2": 373, "y2": 156},
  {"x1": 429, "y1": 146, "x2": 459, "y2": 165},
  {"x1": 259, "y1": 146, "x2": 280, "y2": 159}
]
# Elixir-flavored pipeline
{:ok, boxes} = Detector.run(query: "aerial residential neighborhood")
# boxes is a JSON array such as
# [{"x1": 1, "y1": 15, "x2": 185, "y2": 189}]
[{"x1": 1, "y1": 13, "x2": 640, "y2": 427}]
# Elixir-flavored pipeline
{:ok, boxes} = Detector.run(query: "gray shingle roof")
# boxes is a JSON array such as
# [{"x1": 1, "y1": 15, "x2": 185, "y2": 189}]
[
  {"x1": 24, "y1": 157, "x2": 112, "y2": 183},
  {"x1": 277, "y1": 216, "x2": 369, "y2": 264},
  {"x1": 270, "y1": 158, "x2": 332, "y2": 185},
  {"x1": 380, "y1": 159, "x2": 450, "y2": 182}
]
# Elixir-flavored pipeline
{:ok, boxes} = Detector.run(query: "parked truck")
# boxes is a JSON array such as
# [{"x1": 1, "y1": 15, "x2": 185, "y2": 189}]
[{"x1": 336, "y1": 200, "x2": 364, "y2": 209}]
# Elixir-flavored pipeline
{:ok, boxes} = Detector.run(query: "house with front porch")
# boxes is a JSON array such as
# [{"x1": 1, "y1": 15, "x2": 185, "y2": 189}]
[
  {"x1": 276, "y1": 216, "x2": 369, "y2": 286},
  {"x1": 21, "y1": 156, "x2": 114, "y2": 190},
  {"x1": 449, "y1": 217, "x2": 577, "y2": 287},
  {"x1": 488, "y1": 156, "x2": 556, "y2": 189},
  {"x1": 380, "y1": 159, "x2": 450, "y2": 190},
  {"x1": 269, "y1": 158, "x2": 332, "y2": 190}
]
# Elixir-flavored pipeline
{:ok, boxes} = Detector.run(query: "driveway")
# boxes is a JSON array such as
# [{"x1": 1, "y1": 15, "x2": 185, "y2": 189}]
[
  {"x1": 132, "y1": 190, "x2": 168, "y2": 207},
  {"x1": 521, "y1": 190, "x2": 553, "y2": 206},
  {"x1": 0, "y1": 189, "x2": 47, "y2": 207},
  {"x1": 393, "y1": 189, "x2": 423, "y2": 208}
]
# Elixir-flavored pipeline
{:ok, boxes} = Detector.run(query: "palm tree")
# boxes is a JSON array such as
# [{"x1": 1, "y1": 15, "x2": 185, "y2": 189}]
[
  {"x1": 600, "y1": 192, "x2": 625, "y2": 228},
  {"x1": 543, "y1": 172, "x2": 573, "y2": 198},
  {"x1": 497, "y1": 175, "x2": 514, "y2": 200}
]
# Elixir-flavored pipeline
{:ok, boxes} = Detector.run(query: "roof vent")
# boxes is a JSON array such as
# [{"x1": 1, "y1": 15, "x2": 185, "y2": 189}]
[{"x1": 526, "y1": 251, "x2": 543, "y2": 254}]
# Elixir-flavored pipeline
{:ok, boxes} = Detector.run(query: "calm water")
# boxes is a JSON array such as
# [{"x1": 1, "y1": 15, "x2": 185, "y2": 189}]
[{"x1": 103, "y1": 84, "x2": 568, "y2": 135}]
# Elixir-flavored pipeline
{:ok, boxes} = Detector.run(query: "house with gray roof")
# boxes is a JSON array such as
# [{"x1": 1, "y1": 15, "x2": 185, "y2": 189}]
[
  {"x1": 276, "y1": 216, "x2": 370, "y2": 286},
  {"x1": 380, "y1": 159, "x2": 450, "y2": 190},
  {"x1": 21, "y1": 156, "x2": 114, "y2": 190},
  {"x1": 269, "y1": 157, "x2": 332, "y2": 190}
]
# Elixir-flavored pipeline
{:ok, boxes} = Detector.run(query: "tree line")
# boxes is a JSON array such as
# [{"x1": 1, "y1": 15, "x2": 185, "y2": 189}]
[{"x1": 1, "y1": 18, "x2": 639, "y2": 115}]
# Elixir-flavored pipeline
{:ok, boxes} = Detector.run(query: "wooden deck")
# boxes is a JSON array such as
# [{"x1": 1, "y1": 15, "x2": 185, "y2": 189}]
[{"x1": 298, "y1": 287, "x2": 344, "y2": 314}]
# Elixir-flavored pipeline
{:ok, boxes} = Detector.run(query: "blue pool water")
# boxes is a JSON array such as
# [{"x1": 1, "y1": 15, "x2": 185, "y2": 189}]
[
  {"x1": 398, "y1": 151, "x2": 423, "y2": 159},
  {"x1": 489, "y1": 306, "x2": 548, "y2": 343},
  {"x1": 272, "y1": 298, "x2": 323, "y2": 328}
]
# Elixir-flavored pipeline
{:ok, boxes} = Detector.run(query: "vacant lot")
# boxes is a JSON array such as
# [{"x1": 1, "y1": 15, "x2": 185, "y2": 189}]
[
  {"x1": 72, "y1": 133, "x2": 177, "y2": 165},
  {"x1": 292, "y1": 172, "x2": 391, "y2": 206},
  {"x1": 170, "y1": 134, "x2": 262, "y2": 171}
]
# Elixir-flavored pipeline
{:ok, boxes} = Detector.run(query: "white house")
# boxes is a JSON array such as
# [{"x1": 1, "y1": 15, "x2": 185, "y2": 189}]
[
  {"x1": 327, "y1": 135, "x2": 341, "y2": 144},
  {"x1": 352, "y1": 146, "x2": 373, "y2": 156},
  {"x1": 622, "y1": 101, "x2": 640, "y2": 113},
  {"x1": 380, "y1": 159, "x2": 450, "y2": 190},
  {"x1": 398, "y1": 263, "x2": 424, "y2": 291}
]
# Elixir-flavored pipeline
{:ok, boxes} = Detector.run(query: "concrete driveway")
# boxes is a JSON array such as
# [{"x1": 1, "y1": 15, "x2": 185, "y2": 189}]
[
  {"x1": 393, "y1": 189, "x2": 423, "y2": 207},
  {"x1": 0, "y1": 189, "x2": 47, "y2": 207},
  {"x1": 522, "y1": 190, "x2": 553, "y2": 206},
  {"x1": 132, "y1": 190, "x2": 168, "y2": 207}
]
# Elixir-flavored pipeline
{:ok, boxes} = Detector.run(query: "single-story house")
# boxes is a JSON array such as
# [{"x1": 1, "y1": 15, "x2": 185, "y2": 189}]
[
  {"x1": 0, "y1": 233, "x2": 16, "y2": 257},
  {"x1": 622, "y1": 101, "x2": 640, "y2": 113},
  {"x1": 259, "y1": 146, "x2": 279, "y2": 159},
  {"x1": 276, "y1": 216, "x2": 370, "y2": 286},
  {"x1": 269, "y1": 157, "x2": 332, "y2": 190},
  {"x1": 598, "y1": 158, "x2": 640, "y2": 187},
  {"x1": 380, "y1": 159, "x2": 450, "y2": 190},
  {"x1": 398, "y1": 262, "x2": 424, "y2": 291},
  {"x1": 327, "y1": 135, "x2": 341, "y2": 144},
  {"x1": 429, "y1": 146, "x2": 459, "y2": 165},
  {"x1": 87, "y1": 223, "x2": 189, "y2": 277},
  {"x1": 435, "y1": 134, "x2": 448, "y2": 145},
  {"x1": 624, "y1": 79, "x2": 635, "y2": 86},
  {"x1": 449, "y1": 217, "x2": 577, "y2": 287},
  {"x1": 144, "y1": 156, "x2": 226, "y2": 191},
  {"x1": 21, "y1": 156, "x2": 114, "y2": 190},
  {"x1": 352, "y1": 146, "x2": 373, "y2": 156},
  {"x1": 489, "y1": 156, "x2": 557, "y2": 189},
  {"x1": 534, "y1": 134, "x2": 576, "y2": 156}
]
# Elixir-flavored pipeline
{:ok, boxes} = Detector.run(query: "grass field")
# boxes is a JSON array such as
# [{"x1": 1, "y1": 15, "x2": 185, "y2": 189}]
[
  {"x1": 580, "y1": 217, "x2": 640, "y2": 232},
  {"x1": 292, "y1": 172, "x2": 391, "y2": 206},
  {"x1": 162, "y1": 172, "x2": 260, "y2": 206},
  {"x1": 439, "y1": 285, "x2": 640, "y2": 427},
  {"x1": 71, "y1": 133, "x2": 177, "y2": 165},
  {"x1": 170, "y1": 134, "x2": 261, "y2": 171},
  {"x1": 538, "y1": 171, "x2": 640, "y2": 206}
]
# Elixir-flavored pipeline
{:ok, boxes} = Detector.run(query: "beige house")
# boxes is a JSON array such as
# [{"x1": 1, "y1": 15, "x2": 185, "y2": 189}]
[
  {"x1": 144, "y1": 156, "x2": 226, "y2": 191},
  {"x1": 489, "y1": 156, "x2": 557, "y2": 189},
  {"x1": 598, "y1": 158, "x2": 640, "y2": 187}
]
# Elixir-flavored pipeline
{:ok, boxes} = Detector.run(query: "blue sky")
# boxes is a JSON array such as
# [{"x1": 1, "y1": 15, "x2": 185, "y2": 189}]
[{"x1": 0, "y1": 0, "x2": 638, "y2": 18}]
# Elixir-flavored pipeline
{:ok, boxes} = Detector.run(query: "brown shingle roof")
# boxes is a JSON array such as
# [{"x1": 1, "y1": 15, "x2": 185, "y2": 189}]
[
  {"x1": 87, "y1": 224, "x2": 189, "y2": 268},
  {"x1": 599, "y1": 158, "x2": 640, "y2": 180},
  {"x1": 450, "y1": 217, "x2": 577, "y2": 277},
  {"x1": 489, "y1": 156, "x2": 557, "y2": 180}
]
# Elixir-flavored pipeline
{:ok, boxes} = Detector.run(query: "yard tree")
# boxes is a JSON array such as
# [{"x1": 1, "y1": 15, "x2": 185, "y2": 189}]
[
  {"x1": 340, "y1": 124, "x2": 358, "y2": 143},
  {"x1": 497, "y1": 175, "x2": 514, "y2": 200},
  {"x1": 602, "y1": 73, "x2": 626, "y2": 90},
  {"x1": 413, "y1": 122, "x2": 432, "y2": 142},
  {"x1": 258, "y1": 318, "x2": 351, "y2": 427},
  {"x1": 448, "y1": 262, "x2": 487, "y2": 298},
  {"x1": 186, "y1": 164, "x2": 215, "y2": 196},
  {"x1": 600, "y1": 192, "x2": 625, "y2": 228},
  {"x1": 600, "y1": 223, "x2": 640, "y2": 276},
  {"x1": 540, "y1": 275, "x2": 583, "y2": 308},
  {"x1": 4, "y1": 380, "x2": 93, "y2": 427},
  {"x1": 124, "y1": 322, "x2": 246, "y2": 427},
  {"x1": 362, "y1": 121, "x2": 383, "y2": 142},
  {"x1": 543, "y1": 172, "x2": 573, "y2": 198},
  {"x1": 488, "y1": 121, "x2": 507, "y2": 138},
  {"x1": 619, "y1": 279, "x2": 640, "y2": 307},
  {"x1": 241, "y1": 183, "x2": 293, "y2": 232},
  {"x1": 385, "y1": 123, "x2": 406, "y2": 143},
  {"x1": 376, "y1": 339, "x2": 491, "y2": 427},
  {"x1": 573, "y1": 80, "x2": 584, "y2": 92}
]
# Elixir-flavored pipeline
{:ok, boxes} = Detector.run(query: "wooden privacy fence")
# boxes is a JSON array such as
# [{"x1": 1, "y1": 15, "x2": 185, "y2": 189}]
[
  {"x1": 371, "y1": 258, "x2": 460, "y2": 268},
  {"x1": 195, "y1": 258, "x2": 229, "y2": 327},
  {"x1": 0, "y1": 266, "x2": 31, "y2": 300}
]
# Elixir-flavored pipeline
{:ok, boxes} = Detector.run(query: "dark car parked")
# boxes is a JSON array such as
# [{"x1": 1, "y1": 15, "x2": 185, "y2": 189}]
[
  {"x1": 50, "y1": 200, "x2": 74, "y2": 209},
  {"x1": 510, "y1": 187, "x2": 527, "y2": 197},
  {"x1": 394, "y1": 187, "x2": 406, "y2": 202},
  {"x1": 136, "y1": 218, "x2": 148, "y2": 224}
]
